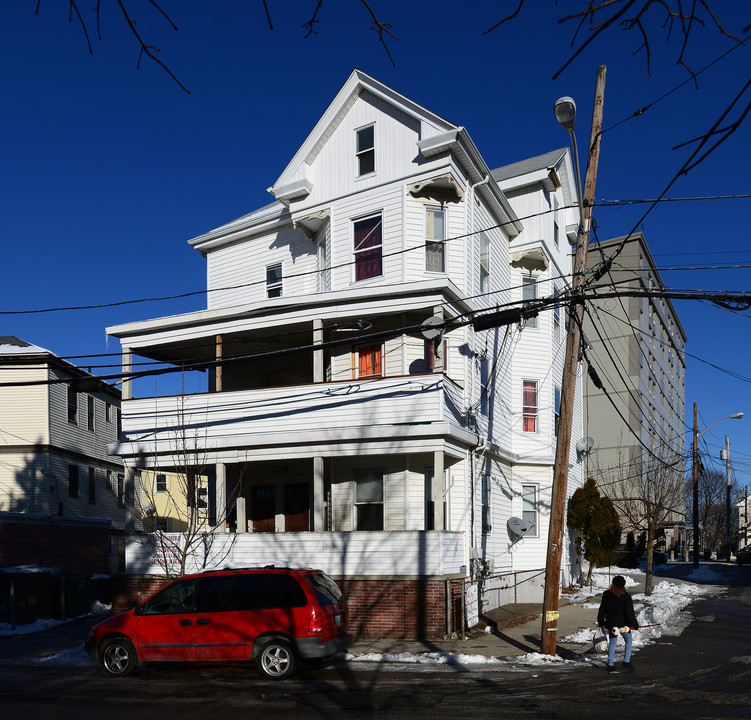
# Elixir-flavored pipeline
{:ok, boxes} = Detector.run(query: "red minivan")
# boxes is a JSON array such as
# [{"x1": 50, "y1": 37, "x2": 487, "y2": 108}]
[{"x1": 85, "y1": 566, "x2": 353, "y2": 680}]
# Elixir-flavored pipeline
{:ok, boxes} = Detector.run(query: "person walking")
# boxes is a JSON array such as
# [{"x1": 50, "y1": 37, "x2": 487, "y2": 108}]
[{"x1": 597, "y1": 575, "x2": 639, "y2": 673}]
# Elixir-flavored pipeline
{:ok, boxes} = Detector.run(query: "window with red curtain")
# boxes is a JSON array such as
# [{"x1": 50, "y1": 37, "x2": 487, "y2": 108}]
[
  {"x1": 522, "y1": 380, "x2": 538, "y2": 432},
  {"x1": 353, "y1": 214, "x2": 383, "y2": 281},
  {"x1": 355, "y1": 344, "x2": 382, "y2": 378}
]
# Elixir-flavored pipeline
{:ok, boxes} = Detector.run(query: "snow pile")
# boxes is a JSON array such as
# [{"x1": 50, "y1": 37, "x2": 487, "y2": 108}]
[{"x1": 346, "y1": 651, "x2": 501, "y2": 666}]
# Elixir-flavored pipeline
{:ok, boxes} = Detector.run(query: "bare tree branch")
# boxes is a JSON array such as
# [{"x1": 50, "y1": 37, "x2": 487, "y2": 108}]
[{"x1": 302, "y1": 0, "x2": 323, "y2": 38}]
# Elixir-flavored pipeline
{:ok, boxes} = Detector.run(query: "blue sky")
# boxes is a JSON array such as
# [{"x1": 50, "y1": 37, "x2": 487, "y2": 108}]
[{"x1": 2, "y1": 2, "x2": 750, "y2": 485}]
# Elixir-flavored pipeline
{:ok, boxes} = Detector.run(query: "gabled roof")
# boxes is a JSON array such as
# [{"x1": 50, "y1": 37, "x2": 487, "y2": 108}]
[
  {"x1": 269, "y1": 69, "x2": 457, "y2": 199},
  {"x1": 0, "y1": 336, "x2": 54, "y2": 357},
  {"x1": 491, "y1": 148, "x2": 568, "y2": 183}
]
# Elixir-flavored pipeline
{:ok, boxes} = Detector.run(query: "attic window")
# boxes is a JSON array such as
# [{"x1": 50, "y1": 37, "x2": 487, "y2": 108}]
[{"x1": 356, "y1": 125, "x2": 375, "y2": 176}]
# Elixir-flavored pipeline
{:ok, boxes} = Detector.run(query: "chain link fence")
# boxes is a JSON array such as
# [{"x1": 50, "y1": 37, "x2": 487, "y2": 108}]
[{"x1": 472, "y1": 568, "x2": 546, "y2": 629}]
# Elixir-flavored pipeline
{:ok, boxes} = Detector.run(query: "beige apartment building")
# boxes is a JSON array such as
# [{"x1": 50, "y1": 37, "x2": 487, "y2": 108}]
[{"x1": 581, "y1": 233, "x2": 687, "y2": 553}]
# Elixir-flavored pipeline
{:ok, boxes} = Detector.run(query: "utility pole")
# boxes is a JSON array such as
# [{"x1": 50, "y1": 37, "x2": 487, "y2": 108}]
[
  {"x1": 540, "y1": 66, "x2": 606, "y2": 657},
  {"x1": 724, "y1": 436, "x2": 732, "y2": 561},
  {"x1": 692, "y1": 402, "x2": 700, "y2": 569}
]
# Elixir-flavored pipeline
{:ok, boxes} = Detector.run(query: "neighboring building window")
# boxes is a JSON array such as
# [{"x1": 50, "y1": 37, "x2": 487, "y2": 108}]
[
  {"x1": 480, "y1": 356, "x2": 490, "y2": 417},
  {"x1": 355, "y1": 343, "x2": 383, "y2": 378},
  {"x1": 154, "y1": 518, "x2": 169, "y2": 532},
  {"x1": 522, "y1": 380, "x2": 538, "y2": 432},
  {"x1": 482, "y1": 475, "x2": 491, "y2": 533},
  {"x1": 354, "y1": 469, "x2": 384, "y2": 530},
  {"x1": 356, "y1": 124, "x2": 375, "y2": 176},
  {"x1": 155, "y1": 473, "x2": 167, "y2": 493},
  {"x1": 67, "y1": 386, "x2": 78, "y2": 424},
  {"x1": 554, "y1": 386, "x2": 561, "y2": 438},
  {"x1": 106, "y1": 469, "x2": 112, "y2": 490},
  {"x1": 117, "y1": 473, "x2": 125, "y2": 507},
  {"x1": 68, "y1": 465, "x2": 79, "y2": 498},
  {"x1": 425, "y1": 206, "x2": 446, "y2": 273},
  {"x1": 116, "y1": 408, "x2": 122, "y2": 440},
  {"x1": 522, "y1": 276, "x2": 538, "y2": 328},
  {"x1": 479, "y1": 233, "x2": 490, "y2": 293},
  {"x1": 266, "y1": 262, "x2": 282, "y2": 298},
  {"x1": 353, "y1": 214, "x2": 383, "y2": 281},
  {"x1": 106, "y1": 403, "x2": 113, "y2": 423},
  {"x1": 88, "y1": 467, "x2": 96, "y2": 504},
  {"x1": 521, "y1": 484, "x2": 538, "y2": 535},
  {"x1": 87, "y1": 395, "x2": 95, "y2": 431}
]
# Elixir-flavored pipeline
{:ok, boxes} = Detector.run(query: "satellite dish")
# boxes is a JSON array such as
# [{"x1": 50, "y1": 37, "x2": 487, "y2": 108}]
[
  {"x1": 575, "y1": 437, "x2": 594, "y2": 463},
  {"x1": 420, "y1": 315, "x2": 444, "y2": 341},
  {"x1": 507, "y1": 516, "x2": 532, "y2": 542}
]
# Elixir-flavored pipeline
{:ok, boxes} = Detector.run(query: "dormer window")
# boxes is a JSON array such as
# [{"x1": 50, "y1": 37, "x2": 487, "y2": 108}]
[{"x1": 356, "y1": 124, "x2": 375, "y2": 176}]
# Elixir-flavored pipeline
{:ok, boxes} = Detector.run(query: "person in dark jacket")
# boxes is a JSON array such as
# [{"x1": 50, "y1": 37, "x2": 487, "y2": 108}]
[{"x1": 597, "y1": 575, "x2": 638, "y2": 673}]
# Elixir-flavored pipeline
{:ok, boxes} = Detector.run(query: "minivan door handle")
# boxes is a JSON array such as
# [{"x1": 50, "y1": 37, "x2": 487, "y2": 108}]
[
  {"x1": 196, "y1": 618, "x2": 210, "y2": 626},
  {"x1": 179, "y1": 619, "x2": 193, "y2": 627}
]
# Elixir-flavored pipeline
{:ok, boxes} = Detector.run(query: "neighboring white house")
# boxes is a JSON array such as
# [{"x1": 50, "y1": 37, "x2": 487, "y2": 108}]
[
  {"x1": 0, "y1": 336, "x2": 127, "y2": 573},
  {"x1": 106, "y1": 70, "x2": 584, "y2": 637}
]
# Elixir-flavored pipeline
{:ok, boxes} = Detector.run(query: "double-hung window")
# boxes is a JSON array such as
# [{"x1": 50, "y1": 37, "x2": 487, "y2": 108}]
[
  {"x1": 522, "y1": 276, "x2": 538, "y2": 328},
  {"x1": 87, "y1": 395, "x2": 95, "y2": 431},
  {"x1": 554, "y1": 386, "x2": 561, "y2": 437},
  {"x1": 67, "y1": 386, "x2": 78, "y2": 424},
  {"x1": 68, "y1": 465, "x2": 79, "y2": 498},
  {"x1": 354, "y1": 469, "x2": 384, "y2": 530},
  {"x1": 88, "y1": 467, "x2": 96, "y2": 504},
  {"x1": 266, "y1": 262, "x2": 283, "y2": 298},
  {"x1": 425, "y1": 206, "x2": 446, "y2": 273},
  {"x1": 155, "y1": 473, "x2": 168, "y2": 493},
  {"x1": 522, "y1": 380, "x2": 538, "y2": 432},
  {"x1": 353, "y1": 214, "x2": 382, "y2": 281},
  {"x1": 521, "y1": 484, "x2": 538, "y2": 535},
  {"x1": 356, "y1": 124, "x2": 375, "y2": 176},
  {"x1": 553, "y1": 197, "x2": 560, "y2": 249},
  {"x1": 354, "y1": 343, "x2": 382, "y2": 378}
]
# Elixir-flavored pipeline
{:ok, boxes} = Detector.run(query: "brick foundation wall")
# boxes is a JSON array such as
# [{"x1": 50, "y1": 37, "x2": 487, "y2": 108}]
[{"x1": 112, "y1": 574, "x2": 465, "y2": 640}]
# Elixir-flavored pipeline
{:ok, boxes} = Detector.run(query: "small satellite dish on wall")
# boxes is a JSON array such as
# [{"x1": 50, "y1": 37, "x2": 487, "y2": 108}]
[
  {"x1": 507, "y1": 516, "x2": 532, "y2": 542},
  {"x1": 575, "y1": 437, "x2": 594, "y2": 463},
  {"x1": 420, "y1": 315, "x2": 444, "y2": 341}
]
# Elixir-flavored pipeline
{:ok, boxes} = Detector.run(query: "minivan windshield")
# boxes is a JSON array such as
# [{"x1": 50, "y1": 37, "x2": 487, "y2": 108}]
[{"x1": 305, "y1": 572, "x2": 343, "y2": 606}]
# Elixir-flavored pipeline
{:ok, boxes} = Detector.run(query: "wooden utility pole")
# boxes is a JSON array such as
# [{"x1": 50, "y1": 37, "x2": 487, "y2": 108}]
[{"x1": 540, "y1": 66, "x2": 606, "y2": 656}]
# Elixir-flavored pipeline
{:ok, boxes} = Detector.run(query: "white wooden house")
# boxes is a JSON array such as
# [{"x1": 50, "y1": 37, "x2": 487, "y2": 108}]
[
  {"x1": 0, "y1": 336, "x2": 126, "y2": 574},
  {"x1": 106, "y1": 71, "x2": 584, "y2": 637}
]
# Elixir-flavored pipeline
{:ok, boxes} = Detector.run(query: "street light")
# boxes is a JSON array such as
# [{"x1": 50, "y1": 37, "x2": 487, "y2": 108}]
[
  {"x1": 692, "y1": 404, "x2": 743, "y2": 568},
  {"x1": 553, "y1": 96, "x2": 585, "y2": 227}
]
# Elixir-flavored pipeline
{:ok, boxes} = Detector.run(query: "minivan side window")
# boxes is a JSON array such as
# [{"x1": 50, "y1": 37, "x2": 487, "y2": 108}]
[
  {"x1": 195, "y1": 573, "x2": 307, "y2": 613},
  {"x1": 305, "y1": 572, "x2": 343, "y2": 606},
  {"x1": 144, "y1": 579, "x2": 197, "y2": 615}
]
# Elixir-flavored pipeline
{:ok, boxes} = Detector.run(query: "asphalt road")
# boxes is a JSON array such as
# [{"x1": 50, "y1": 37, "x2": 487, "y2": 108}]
[{"x1": 1, "y1": 584, "x2": 749, "y2": 719}]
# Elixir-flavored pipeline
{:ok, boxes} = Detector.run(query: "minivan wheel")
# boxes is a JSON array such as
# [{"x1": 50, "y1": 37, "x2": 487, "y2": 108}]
[
  {"x1": 257, "y1": 638, "x2": 297, "y2": 680},
  {"x1": 101, "y1": 637, "x2": 138, "y2": 677}
]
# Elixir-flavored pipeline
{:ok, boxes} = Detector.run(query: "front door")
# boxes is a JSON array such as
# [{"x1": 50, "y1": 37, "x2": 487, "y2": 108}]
[
  {"x1": 251, "y1": 486, "x2": 276, "y2": 532},
  {"x1": 284, "y1": 483, "x2": 310, "y2": 532}
]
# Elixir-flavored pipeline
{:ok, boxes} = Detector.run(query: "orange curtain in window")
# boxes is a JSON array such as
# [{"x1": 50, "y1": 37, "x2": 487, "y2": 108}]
[
  {"x1": 357, "y1": 344, "x2": 382, "y2": 378},
  {"x1": 523, "y1": 380, "x2": 537, "y2": 432}
]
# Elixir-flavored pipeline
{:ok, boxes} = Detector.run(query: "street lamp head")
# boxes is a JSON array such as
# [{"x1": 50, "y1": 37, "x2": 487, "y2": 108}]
[
  {"x1": 730, "y1": 412, "x2": 744, "y2": 420},
  {"x1": 554, "y1": 96, "x2": 577, "y2": 133}
]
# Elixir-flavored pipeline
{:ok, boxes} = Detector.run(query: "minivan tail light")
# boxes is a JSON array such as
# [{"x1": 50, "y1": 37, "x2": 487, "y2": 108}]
[{"x1": 308, "y1": 611, "x2": 326, "y2": 633}]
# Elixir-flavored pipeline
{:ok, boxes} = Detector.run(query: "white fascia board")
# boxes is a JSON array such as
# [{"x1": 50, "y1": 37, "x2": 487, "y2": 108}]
[
  {"x1": 188, "y1": 202, "x2": 288, "y2": 253},
  {"x1": 106, "y1": 279, "x2": 472, "y2": 347}
]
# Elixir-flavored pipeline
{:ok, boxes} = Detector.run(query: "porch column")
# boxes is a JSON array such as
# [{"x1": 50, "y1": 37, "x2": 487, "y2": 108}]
[
  {"x1": 236, "y1": 497, "x2": 247, "y2": 533},
  {"x1": 215, "y1": 463, "x2": 227, "y2": 531},
  {"x1": 432, "y1": 306, "x2": 444, "y2": 373},
  {"x1": 432, "y1": 450, "x2": 444, "y2": 530},
  {"x1": 312, "y1": 456, "x2": 325, "y2": 531},
  {"x1": 122, "y1": 348, "x2": 133, "y2": 400},
  {"x1": 313, "y1": 319, "x2": 324, "y2": 383},
  {"x1": 215, "y1": 335, "x2": 223, "y2": 392},
  {"x1": 125, "y1": 466, "x2": 136, "y2": 533}
]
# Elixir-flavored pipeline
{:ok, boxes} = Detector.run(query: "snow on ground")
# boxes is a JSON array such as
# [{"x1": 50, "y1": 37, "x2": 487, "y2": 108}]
[{"x1": 2, "y1": 565, "x2": 723, "y2": 670}]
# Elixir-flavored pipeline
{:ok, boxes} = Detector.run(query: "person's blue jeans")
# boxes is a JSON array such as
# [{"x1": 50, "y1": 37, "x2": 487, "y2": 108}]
[{"x1": 607, "y1": 630, "x2": 632, "y2": 666}]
